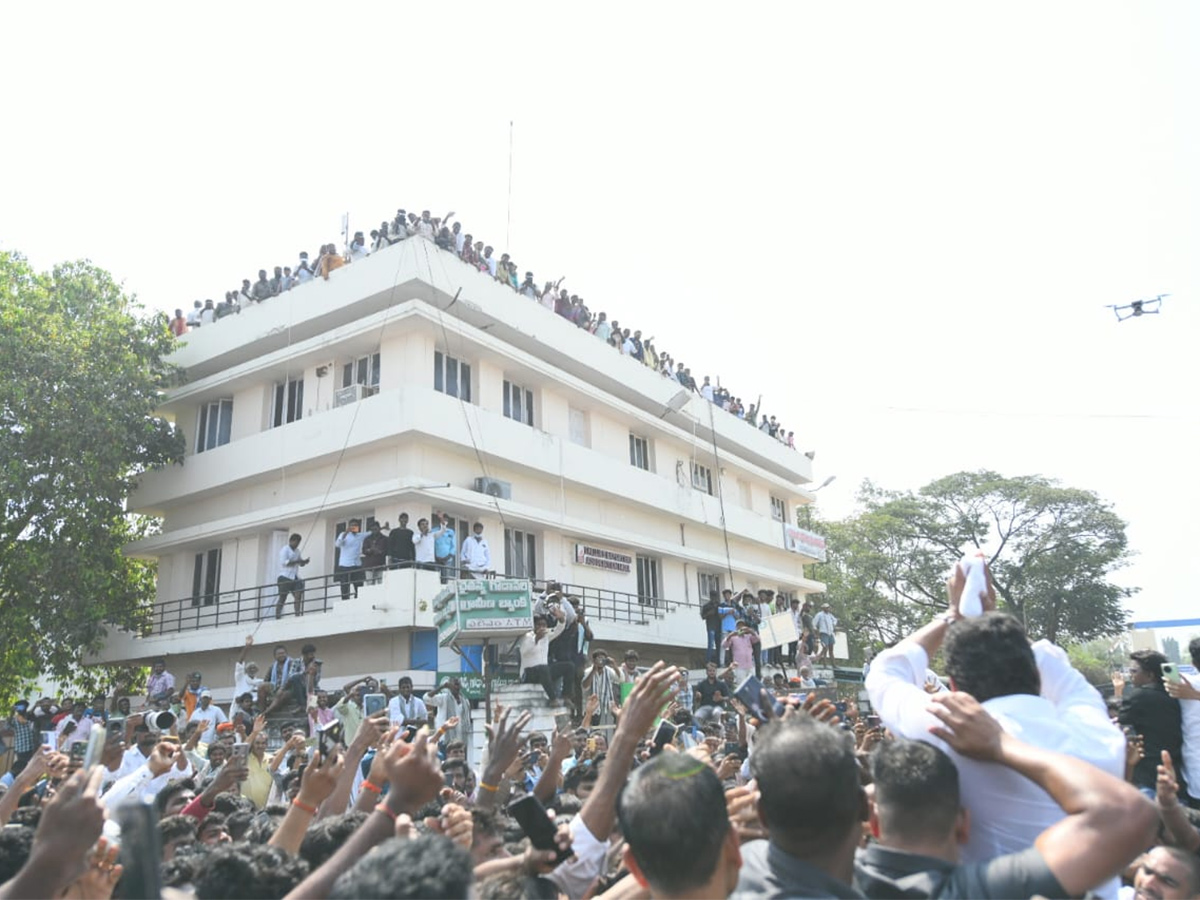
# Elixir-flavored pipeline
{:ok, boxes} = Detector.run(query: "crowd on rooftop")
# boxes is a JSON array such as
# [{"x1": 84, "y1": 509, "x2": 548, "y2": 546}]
[
  {"x1": 4, "y1": 563, "x2": 1200, "y2": 898},
  {"x1": 166, "y1": 207, "x2": 800, "y2": 450}
]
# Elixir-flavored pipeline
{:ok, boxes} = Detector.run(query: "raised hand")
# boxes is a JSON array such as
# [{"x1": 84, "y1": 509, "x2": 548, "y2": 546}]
[
  {"x1": 380, "y1": 731, "x2": 443, "y2": 814},
  {"x1": 32, "y1": 768, "x2": 106, "y2": 887},
  {"x1": 59, "y1": 836, "x2": 123, "y2": 900},
  {"x1": 424, "y1": 802, "x2": 473, "y2": 850},
  {"x1": 1158, "y1": 749, "x2": 1181, "y2": 808},
  {"x1": 298, "y1": 750, "x2": 345, "y2": 808},
  {"x1": 617, "y1": 662, "x2": 682, "y2": 740},
  {"x1": 1165, "y1": 679, "x2": 1200, "y2": 702},
  {"x1": 483, "y1": 706, "x2": 532, "y2": 780},
  {"x1": 352, "y1": 709, "x2": 390, "y2": 752},
  {"x1": 725, "y1": 782, "x2": 767, "y2": 843}
]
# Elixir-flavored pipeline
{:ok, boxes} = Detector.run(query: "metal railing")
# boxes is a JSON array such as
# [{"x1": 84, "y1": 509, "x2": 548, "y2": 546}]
[{"x1": 145, "y1": 565, "x2": 694, "y2": 636}]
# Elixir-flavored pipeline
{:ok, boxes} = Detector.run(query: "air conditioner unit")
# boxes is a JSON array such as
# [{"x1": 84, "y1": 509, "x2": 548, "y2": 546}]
[
  {"x1": 334, "y1": 384, "x2": 367, "y2": 408},
  {"x1": 474, "y1": 477, "x2": 513, "y2": 499}
]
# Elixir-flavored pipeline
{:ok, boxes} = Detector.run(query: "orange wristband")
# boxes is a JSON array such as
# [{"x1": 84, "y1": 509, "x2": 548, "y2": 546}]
[
  {"x1": 361, "y1": 779, "x2": 383, "y2": 794},
  {"x1": 291, "y1": 798, "x2": 318, "y2": 815},
  {"x1": 375, "y1": 804, "x2": 398, "y2": 823}
]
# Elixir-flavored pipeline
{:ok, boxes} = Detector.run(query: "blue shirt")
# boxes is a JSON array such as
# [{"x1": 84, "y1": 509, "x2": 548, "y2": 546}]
[
  {"x1": 433, "y1": 526, "x2": 456, "y2": 560},
  {"x1": 719, "y1": 605, "x2": 737, "y2": 632},
  {"x1": 335, "y1": 531, "x2": 365, "y2": 566}
]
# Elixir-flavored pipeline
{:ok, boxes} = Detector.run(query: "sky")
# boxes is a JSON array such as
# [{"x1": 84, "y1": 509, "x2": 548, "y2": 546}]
[{"x1": 2, "y1": 2, "x2": 1196, "y2": 628}]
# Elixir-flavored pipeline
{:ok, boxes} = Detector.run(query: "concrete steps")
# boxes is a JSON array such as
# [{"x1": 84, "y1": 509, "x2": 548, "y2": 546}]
[{"x1": 470, "y1": 683, "x2": 570, "y2": 763}]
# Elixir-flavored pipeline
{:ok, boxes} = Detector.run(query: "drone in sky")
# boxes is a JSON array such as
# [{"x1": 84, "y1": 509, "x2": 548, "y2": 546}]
[{"x1": 1107, "y1": 294, "x2": 1168, "y2": 322}]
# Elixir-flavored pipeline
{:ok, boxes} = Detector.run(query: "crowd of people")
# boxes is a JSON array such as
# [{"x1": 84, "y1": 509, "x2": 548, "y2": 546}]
[
  {"x1": 3, "y1": 564, "x2": 1200, "y2": 898},
  {"x1": 165, "y1": 206, "x2": 801, "y2": 450}
]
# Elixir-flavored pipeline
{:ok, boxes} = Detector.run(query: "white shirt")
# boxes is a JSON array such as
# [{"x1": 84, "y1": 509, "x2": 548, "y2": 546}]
[
  {"x1": 701, "y1": 383, "x2": 714, "y2": 402},
  {"x1": 199, "y1": 306, "x2": 215, "y2": 325},
  {"x1": 413, "y1": 529, "x2": 437, "y2": 563},
  {"x1": 234, "y1": 661, "x2": 262, "y2": 699},
  {"x1": 335, "y1": 530, "x2": 365, "y2": 566},
  {"x1": 428, "y1": 690, "x2": 471, "y2": 744},
  {"x1": 387, "y1": 693, "x2": 429, "y2": 726},
  {"x1": 55, "y1": 715, "x2": 95, "y2": 744},
  {"x1": 485, "y1": 255, "x2": 498, "y2": 278},
  {"x1": 1177, "y1": 670, "x2": 1200, "y2": 791},
  {"x1": 813, "y1": 610, "x2": 837, "y2": 634},
  {"x1": 460, "y1": 535, "x2": 491, "y2": 572},
  {"x1": 185, "y1": 308, "x2": 200, "y2": 327},
  {"x1": 513, "y1": 622, "x2": 567, "y2": 676},
  {"x1": 867, "y1": 638, "x2": 1125, "y2": 869},
  {"x1": 415, "y1": 220, "x2": 435, "y2": 240},
  {"x1": 349, "y1": 242, "x2": 368, "y2": 261},
  {"x1": 621, "y1": 337, "x2": 635, "y2": 356},
  {"x1": 278, "y1": 544, "x2": 305, "y2": 579},
  {"x1": 188, "y1": 703, "x2": 228, "y2": 744},
  {"x1": 295, "y1": 266, "x2": 313, "y2": 284},
  {"x1": 454, "y1": 231, "x2": 465, "y2": 254}
]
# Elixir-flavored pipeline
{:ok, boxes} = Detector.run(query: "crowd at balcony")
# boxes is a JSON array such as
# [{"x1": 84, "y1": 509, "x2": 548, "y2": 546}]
[{"x1": 166, "y1": 207, "x2": 801, "y2": 452}]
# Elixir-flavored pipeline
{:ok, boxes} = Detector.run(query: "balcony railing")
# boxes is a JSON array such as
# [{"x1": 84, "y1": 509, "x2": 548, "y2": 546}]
[{"x1": 146, "y1": 565, "x2": 691, "y2": 637}]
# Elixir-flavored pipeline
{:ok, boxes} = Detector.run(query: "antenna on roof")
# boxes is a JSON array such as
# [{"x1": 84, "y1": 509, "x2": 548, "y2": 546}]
[
  {"x1": 341, "y1": 212, "x2": 349, "y2": 254},
  {"x1": 506, "y1": 120, "x2": 514, "y2": 251}
]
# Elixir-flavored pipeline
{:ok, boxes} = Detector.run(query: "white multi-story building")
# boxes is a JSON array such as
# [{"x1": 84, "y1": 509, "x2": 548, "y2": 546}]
[{"x1": 94, "y1": 237, "x2": 826, "y2": 702}]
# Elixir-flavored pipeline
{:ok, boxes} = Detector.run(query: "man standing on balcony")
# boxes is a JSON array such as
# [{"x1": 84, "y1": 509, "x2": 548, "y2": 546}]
[
  {"x1": 276, "y1": 533, "x2": 310, "y2": 618},
  {"x1": 361, "y1": 520, "x2": 389, "y2": 584},
  {"x1": 413, "y1": 517, "x2": 436, "y2": 571},
  {"x1": 460, "y1": 522, "x2": 491, "y2": 578},
  {"x1": 431, "y1": 512, "x2": 457, "y2": 580},
  {"x1": 334, "y1": 519, "x2": 366, "y2": 600},
  {"x1": 387, "y1": 512, "x2": 415, "y2": 569}
]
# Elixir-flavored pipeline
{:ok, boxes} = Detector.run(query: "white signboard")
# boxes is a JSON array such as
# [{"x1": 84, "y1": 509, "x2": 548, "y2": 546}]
[
  {"x1": 574, "y1": 543, "x2": 632, "y2": 573},
  {"x1": 784, "y1": 525, "x2": 827, "y2": 562}
]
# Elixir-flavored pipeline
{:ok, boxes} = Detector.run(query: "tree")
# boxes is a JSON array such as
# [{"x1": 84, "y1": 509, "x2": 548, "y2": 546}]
[
  {"x1": 0, "y1": 251, "x2": 183, "y2": 708},
  {"x1": 812, "y1": 471, "x2": 1135, "y2": 649}
]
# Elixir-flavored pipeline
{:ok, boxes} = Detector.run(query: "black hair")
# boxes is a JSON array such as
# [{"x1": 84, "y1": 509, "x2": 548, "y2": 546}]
[
  {"x1": 328, "y1": 835, "x2": 472, "y2": 900},
  {"x1": 197, "y1": 812, "x2": 228, "y2": 840},
  {"x1": 161, "y1": 842, "x2": 210, "y2": 888},
  {"x1": 750, "y1": 715, "x2": 863, "y2": 849},
  {"x1": 244, "y1": 810, "x2": 281, "y2": 844},
  {"x1": 1131, "y1": 649, "x2": 1168, "y2": 684},
  {"x1": 618, "y1": 753, "x2": 729, "y2": 895},
  {"x1": 7, "y1": 807, "x2": 41, "y2": 828},
  {"x1": 301, "y1": 643, "x2": 317, "y2": 655},
  {"x1": 155, "y1": 779, "x2": 197, "y2": 817},
  {"x1": 159, "y1": 814, "x2": 199, "y2": 846},
  {"x1": 870, "y1": 739, "x2": 961, "y2": 841},
  {"x1": 193, "y1": 843, "x2": 310, "y2": 899},
  {"x1": 213, "y1": 792, "x2": 254, "y2": 817},
  {"x1": 476, "y1": 872, "x2": 559, "y2": 899},
  {"x1": 299, "y1": 812, "x2": 369, "y2": 869},
  {"x1": 0, "y1": 827, "x2": 34, "y2": 884},
  {"x1": 943, "y1": 613, "x2": 1039, "y2": 702}
]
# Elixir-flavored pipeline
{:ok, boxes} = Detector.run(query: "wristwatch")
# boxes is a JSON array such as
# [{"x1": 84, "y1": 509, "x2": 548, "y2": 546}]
[{"x1": 938, "y1": 612, "x2": 960, "y2": 627}]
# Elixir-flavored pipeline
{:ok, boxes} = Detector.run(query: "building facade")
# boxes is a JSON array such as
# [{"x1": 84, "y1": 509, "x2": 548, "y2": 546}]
[{"x1": 93, "y1": 238, "x2": 826, "y2": 701}]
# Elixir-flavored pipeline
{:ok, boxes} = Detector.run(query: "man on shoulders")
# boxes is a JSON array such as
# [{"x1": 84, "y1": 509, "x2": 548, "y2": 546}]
[
  {"x1": 866, "y1": 565, "x2": 1125, "y2": 871},
  {"x1": 856, "y1": 692, "x2": 1156, "y2": 899}
]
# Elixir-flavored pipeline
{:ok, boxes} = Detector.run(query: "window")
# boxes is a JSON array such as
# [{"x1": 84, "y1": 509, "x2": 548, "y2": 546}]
[
  {"x1": 691, "y1": 461, "x2": 714, "y2": 495},
  {"x1": 629, "y1": 434, "x2": 651, "y2": 471},
  {"x1": 504, "y1": 528, "x2": 537, "y2": 579},
  {"x1": 568, "y1": 407, "x2": 589, "y2": 447},
  {"x1": 697, "y1": 571, "x2": 722, "y2": 605},
  {"x1": 434, "y1": 351, "x2": 471, "y2": 401},
  {"x1": 635, "y1": 556, "x2": 660, "y2": 606},
  {"x1": 271, "y1": 378, "x2": 304, "y2": 428},
  {"x1": 770, "y1": 495, "x2": 787, "y2": 522},
  {"x1": 196, "y1": 399, "x2": 233, "y2": 453},
  {"x1": 191, "y1": 548, "x2": 222, "y2": 607},
  {"x1": 342, "y1": 353, "x2": 380, "y2": 391},
  {"x1": 503, "y1": 380, "x2": 534, "y2": 427}
]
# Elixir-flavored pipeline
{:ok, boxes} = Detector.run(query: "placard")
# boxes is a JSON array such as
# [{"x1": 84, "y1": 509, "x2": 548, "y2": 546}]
[{"x1": 759, "y1": 612, "x2": 800, "y2": 650}]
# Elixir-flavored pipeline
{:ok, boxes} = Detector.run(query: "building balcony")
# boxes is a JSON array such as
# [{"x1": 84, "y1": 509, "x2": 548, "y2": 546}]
[{"x1": 89, "y1": 564, "x2": 703, "y2": 667}]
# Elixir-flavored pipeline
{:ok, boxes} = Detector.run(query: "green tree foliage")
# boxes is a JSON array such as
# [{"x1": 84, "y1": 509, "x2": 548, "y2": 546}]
[
  {"x1": 812, "y1": 471, "x2": 1135, "y2": 653},
  {"x1": 0, "y1": 251, "x2": 183, "y2": 707}
]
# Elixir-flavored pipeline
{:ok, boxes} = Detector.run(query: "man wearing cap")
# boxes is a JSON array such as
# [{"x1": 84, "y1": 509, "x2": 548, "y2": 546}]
[
  {"x1": 189, "y1": 690, "x2": 228, "y2": 744},
  {"x1": 813, "y1": 603, "x2": 838, "y2": 663}
]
